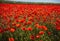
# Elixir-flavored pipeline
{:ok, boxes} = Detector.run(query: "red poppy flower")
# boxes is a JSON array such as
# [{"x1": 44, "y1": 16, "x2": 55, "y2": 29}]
[
  {"x1": 23, "y1": 22, "x2": 27, "y2": 26},
  {"x1": 56, "y1": 26, "x2": 60, "y2": 31},
  {"x1": 27, "y1": 27, "x2": 33, "y2": 31},
  {"x1": 37, "y1": 26, "x2": 43, "y2": 29},
  {"x1": 28, "y1": 17, "x2": 34, "y2": 22},
  {"x1": 36, "y1": 35, "x2": 40, "y2": 38},
  {"x1": 27, "y1": 21, "x2": 32, "y2": 25},
  {"x1": 9, "y1": 28, "x2": 15, "y2": 32},
  {"x1": 4, "y1": 27, "x2": 10, "y2": 31},
  {"x1": 30, "y1": 35, "x2": 35, "y2": 40},
  {"x1": 55, "y1": 22, "x2": 59, "y2": 25},
  {"x1": 12, "y1": 22, "x2": 16, "y2": 26},
  {"x1": 35, "y1": 23, "x2": 40, "y2": 27},
  {"x1": 9, "y1": 37, "x2": 14, "y2": 41},
  {"x1": 19, "y1": 19, "x2": 25, "y2": 23},
  {"x1": 16, "y1": 19, "x2": 19, "y2": 22},
  {"x1": 14, "y1": 16, "x2": 18, "y2": 19},
  {"x1": 35, "y1": 24, "x2": 42, "y2": 29},
  {"x1": 42, "y1": 26, "x2": 48, "y2": 31},
  {"x1": 21, "y1": 27, "x2": 27, "y2": 31},
  {"x1": 39, "y1": 31, "x2": 44, "y2": 35},
  {"x1": 16, "y1": 24, "x2": 21, "y2": 28},
  {"x1": 56, "y1": 18, "x2": 60, "y2": 23}
]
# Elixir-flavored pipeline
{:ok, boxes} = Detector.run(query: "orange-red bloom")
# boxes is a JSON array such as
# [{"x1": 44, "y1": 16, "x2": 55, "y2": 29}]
[
  {"x1": 39, "y1": 31, "x2": 44, "y2": 35},
  {"x1": 9, "y1": 28, "x2": 15, "y2": 32},
  {"x1": 9, "y1": 37, "x2": 14, "y2": 41},
  {"x1": 27, "y1": 27, "x2": 33, "y2": 31},
  {"x1": 27, "y1": 21, "x2": 32, "y2": 25},
  {"x1": 19, "y1": 19, "x2": 25, "y2": 23},
  {"x1": 16, "y1": 24, "x2": 21, "y2": 28},
  {"x1": 42, "y1": 26, "x2": 48, "y2": 31},
  {"x1": 35, "y1": 23, "x2": 40, "y2": 27}
]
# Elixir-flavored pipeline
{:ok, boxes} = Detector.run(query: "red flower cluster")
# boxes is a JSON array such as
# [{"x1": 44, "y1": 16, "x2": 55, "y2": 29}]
[{"x1": 0, "y1": 4, "x2": 60, "y2": 41}]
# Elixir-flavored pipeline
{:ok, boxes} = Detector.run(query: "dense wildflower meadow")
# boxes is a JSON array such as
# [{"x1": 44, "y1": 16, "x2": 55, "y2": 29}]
[{"x1": 0, "y1": 4, "x2": 60, "y2": 41}]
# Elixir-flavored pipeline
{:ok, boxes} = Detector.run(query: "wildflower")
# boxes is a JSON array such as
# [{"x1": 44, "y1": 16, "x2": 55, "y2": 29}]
[
  {"x1": 19, "y1": 19, "x2": 25, "y2": 23},
  {"x1": 56, "y1": 26, "x2": 60, "y2": 31},
  {"x1": 16, "y1": 24, "x2": 21, "y2": 28},
  {"x1": 16, "y1": 19, "x2": 19, "y2": 22},
  {"x1": 39, "y1": 31, "x2": 44, "y2": 35},
  {"x1": 9, "y1": 37, "x2": 14, "y2": 41},
  {"x1": 36, "y1": 35, "x2": 40, "y2": 38},
  {"x1": 27, "y1": 21, "x2": 32, "y2": 25},
  {"x1": 28, "y1": 16, "x2": 34, "y2": 22},
  {"x1": 35, "y1": 24, "x2": 42, "y2": 29},
  {"x1": 23, "y1": 22, "x2": 27, "y2": 26},
  {"x1": 21, "y1": 27, "x2": 27, "y2": 31},
  {"x1": 42, "y1": 26, "x2": 48, "y2": 31},
  {"x1": 12, "y1": 22, "x2": 16, "y2": 26},
  {"x1": 9, "y1": 28, "x2": 15, "y2": 32},
  {"x1": 30, "y1": 35, "x2": 35, "y2": 40},
  {"x1": 35, "y1": 23, "x2": 40, "y2": 27},
  {"x1": 27, "y1": 27, "x2": 33, "y2": 31}
]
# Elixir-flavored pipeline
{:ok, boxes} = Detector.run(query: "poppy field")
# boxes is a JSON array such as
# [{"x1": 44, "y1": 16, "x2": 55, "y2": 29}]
[{"x1": 0, "y1": 4, "x2": 60, "y2": 41}]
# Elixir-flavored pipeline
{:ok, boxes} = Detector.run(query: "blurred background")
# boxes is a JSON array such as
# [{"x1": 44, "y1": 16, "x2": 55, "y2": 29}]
[
  {"x1": 4, "y1": 0, "x2": 60, "y2": 3},
  {"x1": 0, "y1": 0, "x2": 60, "y2": 3}
]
